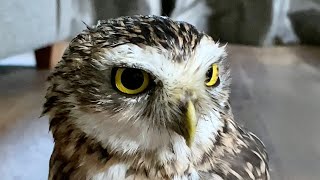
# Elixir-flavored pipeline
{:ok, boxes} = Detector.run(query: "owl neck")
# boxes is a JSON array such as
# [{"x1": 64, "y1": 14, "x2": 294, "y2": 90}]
[
  {"x1": 68, "y1": 104, "x2": 231, "y2": 164},
  {"x1": 89, "y1": 114, "x2": 228, "y2": 164},
  {"x1": 54, "y1": 109, "x2": 232, "y2": 178}
]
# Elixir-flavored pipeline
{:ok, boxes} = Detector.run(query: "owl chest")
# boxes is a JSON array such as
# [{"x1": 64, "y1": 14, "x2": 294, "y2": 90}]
[
  {"x1": 91, "y1": 167, "x2": 224, "y2": 180},
  {"x1": 90, "y1": 160, "x2": 226, "y2": 180},
  {"x1": 91, "y1": 157, "x2": 197, "y2": 180}
]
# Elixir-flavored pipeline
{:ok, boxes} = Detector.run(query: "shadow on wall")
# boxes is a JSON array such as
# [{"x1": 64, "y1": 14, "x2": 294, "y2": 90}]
[
  {"x1": 206, "y1": 0, "x2": 273, "y2": 46},
  {"x1": 289, "y1": 9, "x2": 320, "y2": 45}
]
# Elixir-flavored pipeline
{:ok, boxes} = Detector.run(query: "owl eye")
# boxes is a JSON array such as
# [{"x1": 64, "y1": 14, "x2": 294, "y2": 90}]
[
  {"x1": 205, "y1": 64, "x2": 220, "y2": 87},
  {"x1": 112, "y1": 67, "x2": 150, "y2": 95}
]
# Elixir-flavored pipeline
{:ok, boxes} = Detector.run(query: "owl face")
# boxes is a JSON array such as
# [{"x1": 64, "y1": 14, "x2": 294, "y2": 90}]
[{"x1": 46, "y1": 15, "x2": 231, "y2": 152}]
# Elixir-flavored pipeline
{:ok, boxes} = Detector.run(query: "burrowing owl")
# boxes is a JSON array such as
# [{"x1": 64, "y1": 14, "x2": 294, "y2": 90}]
[{"x1": 43, "y1": 15, "x2": 270, "y2": 180}]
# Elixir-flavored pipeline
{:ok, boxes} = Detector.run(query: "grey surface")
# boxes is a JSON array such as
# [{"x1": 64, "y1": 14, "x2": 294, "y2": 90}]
[
  {"x1": 56, "y1": 0, "x2": 95, "y2": 42},
  {"x1": 205, "y1": 0, "x2": 273, "y2": 45},
  {"x1": 0, "y1": 0, "x2": 94, "y2": 59},
  {"x1": 0, "y1": 0, "x2": 56, "y2": 59},
  {"x1": 170, "y1": 0, "x2": 320, "y2": 46},
  {"x1": 228, "y1": 45, "x2": 320, "y2": 179},
  {"x1": 0, "y1": 68, "x2": 52, "y2": 180},
  {"x1": 93, "y1": 0, "x2": 158, "y2": 20},
  {"x1": 289, "y1": 9, "x2": 320, "y2": 45},
  {"x1": 264, "y1": 0, "x2": 299, "y2": 45}
]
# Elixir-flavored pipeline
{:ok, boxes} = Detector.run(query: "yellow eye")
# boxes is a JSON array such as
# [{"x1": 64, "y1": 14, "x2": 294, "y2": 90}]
[
  {"x1": 205, "y1": 64, "x2": 220, "y2": 87},
  {"x1": 112, "y1": 67, "x2": 150, "y2": 95}
]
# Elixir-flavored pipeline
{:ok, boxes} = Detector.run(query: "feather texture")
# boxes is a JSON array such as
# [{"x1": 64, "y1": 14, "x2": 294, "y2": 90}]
[{"x1": 44, "y1": 15, "x2": 270, "y2": 180}]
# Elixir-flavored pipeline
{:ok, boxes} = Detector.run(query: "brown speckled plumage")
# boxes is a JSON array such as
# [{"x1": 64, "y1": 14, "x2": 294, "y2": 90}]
[{"x1": 43, "y1": 15, "x2": 270, "y2": 180}]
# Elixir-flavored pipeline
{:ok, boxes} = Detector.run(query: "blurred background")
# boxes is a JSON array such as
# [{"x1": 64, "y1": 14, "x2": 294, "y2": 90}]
[{"x1": 0, "y1": 0, "x2": 319, "y2": 179}]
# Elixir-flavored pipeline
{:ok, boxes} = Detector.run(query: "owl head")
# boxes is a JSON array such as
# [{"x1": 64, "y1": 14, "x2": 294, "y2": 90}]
[{"x1": 44, "y1": 15, "x2": 231, "y2": 154}]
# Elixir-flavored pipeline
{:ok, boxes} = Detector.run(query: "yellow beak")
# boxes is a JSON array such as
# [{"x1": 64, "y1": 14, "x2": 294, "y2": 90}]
[{"x1": 184, "y1": 100, "x2": 197, "y2": 147}]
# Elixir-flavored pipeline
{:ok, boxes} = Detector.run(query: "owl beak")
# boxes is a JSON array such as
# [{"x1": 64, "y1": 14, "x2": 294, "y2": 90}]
[
  {"x1": 170, "y1": 91, "x2": 197, "y2": 147},
  {"x1": 182, "y1": 100, "x2": 197, "y2": 147}
]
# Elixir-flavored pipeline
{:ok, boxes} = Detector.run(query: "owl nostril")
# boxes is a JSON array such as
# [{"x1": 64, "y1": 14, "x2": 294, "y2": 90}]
[{"x1": 179, "y1": 90, "x2": 197, "y2": 107}]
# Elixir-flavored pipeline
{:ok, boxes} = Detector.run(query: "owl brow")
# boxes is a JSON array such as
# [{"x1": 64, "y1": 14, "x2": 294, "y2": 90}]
[
  {"x1": 110, "y1": 62, "x2": 157, "y2": 78},
  {"x1": 202, "y1": 55, "x2": 224, "y2": 68},
  {"x1": 214, "y1": 56, "x2": 225, "y2": 64},
  {"x1": 111, "y1": 62, "x2": 141, "y2": 69}
]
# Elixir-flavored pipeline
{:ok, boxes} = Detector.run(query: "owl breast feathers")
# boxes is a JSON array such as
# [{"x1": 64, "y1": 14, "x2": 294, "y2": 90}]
[{"x1": 43, "y1": 15, "x2": 270, "y2": 180}]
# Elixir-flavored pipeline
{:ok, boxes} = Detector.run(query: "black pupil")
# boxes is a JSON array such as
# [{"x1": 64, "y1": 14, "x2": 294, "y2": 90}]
[
  {"x1": 206, "y1": 68, "x2": 213, "y2": 81},
  {"x1": 121, "y1": 68, "x2": 145, "y2": 90}
]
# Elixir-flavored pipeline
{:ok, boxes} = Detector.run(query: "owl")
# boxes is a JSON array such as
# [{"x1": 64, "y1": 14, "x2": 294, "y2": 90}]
[{"x1": 43, "y1": 15, "x2": 270, "y2": 180}]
